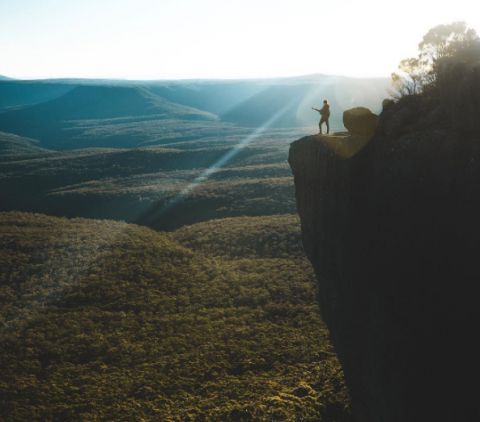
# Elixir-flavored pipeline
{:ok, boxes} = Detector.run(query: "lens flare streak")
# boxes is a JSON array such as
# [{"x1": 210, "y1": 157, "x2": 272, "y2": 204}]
[{"x1": 153, "y1": 99, "x2": 298, "y2": 216}]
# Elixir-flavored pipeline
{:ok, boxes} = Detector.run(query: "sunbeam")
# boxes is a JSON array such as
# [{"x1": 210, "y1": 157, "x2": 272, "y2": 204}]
[{"x1": 139, "y1": 98, "x2": 300, "y2": 223}]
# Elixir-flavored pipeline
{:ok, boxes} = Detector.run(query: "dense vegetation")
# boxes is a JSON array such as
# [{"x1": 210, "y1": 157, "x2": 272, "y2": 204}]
[
  {"x1": 0, "y1": 212, "x2": 352, "y2": 421},
  {"x1": 174, "y1": 215, "x2": 305, "y2": 259}
]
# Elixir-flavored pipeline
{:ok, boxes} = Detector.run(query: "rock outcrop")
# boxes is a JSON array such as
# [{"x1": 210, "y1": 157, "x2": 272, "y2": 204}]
[
  {"x1": 342, "y1": 107, "x2": 378, "y2": 137},
  {"x1": 289, "y1": 92, "x2": 480, "y2": 421}
]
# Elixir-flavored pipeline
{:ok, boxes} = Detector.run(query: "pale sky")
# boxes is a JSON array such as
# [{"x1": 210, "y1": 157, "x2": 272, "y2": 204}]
[{"x1": 1, "y1": 0, "x2": 479, "y2": 80}]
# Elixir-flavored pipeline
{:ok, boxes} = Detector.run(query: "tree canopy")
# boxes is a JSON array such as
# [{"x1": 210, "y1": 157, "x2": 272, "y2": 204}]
[{"x1": 391, "y1": 22, "x2": 480, "y2": 98}]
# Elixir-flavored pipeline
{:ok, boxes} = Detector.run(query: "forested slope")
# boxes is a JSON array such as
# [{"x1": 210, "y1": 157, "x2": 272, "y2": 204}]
[{"x1": 0, "y1": 212, "x2": 352, "y2": 421}]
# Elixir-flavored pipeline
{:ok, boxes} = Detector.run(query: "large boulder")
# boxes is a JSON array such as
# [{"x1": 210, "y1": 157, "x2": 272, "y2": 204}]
[{"x1": 343, "y1": 107, "x2": 378, "y2": 137}]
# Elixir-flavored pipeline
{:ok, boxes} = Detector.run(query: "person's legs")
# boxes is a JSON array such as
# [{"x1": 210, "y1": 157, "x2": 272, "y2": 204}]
[
  {"x1": 320, "y1": 117, "x2": 328, "y2": 134},
  {"x1": 319, "y1": 120, "x2": 322, "y2": 134}
]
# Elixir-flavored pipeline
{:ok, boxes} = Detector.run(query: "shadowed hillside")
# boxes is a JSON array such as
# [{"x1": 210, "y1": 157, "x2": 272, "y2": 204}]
[
  {"x1": 0, "y1": 80, "x2": 73, "y2": 111},
  {"x1": 149, "y1": 81, "x2": 265, "y2": 115},
  {"x1": 0, "y1": 86, "x2": 216, "y2": 148},
  {"x1": 0, "y1": 131, "x2": 51, "y2": 159}
]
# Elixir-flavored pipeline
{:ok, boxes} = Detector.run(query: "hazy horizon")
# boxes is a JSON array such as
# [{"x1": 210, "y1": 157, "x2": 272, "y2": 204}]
[
  {"x1": 2, "y1": 0, "x2": 479, "y2": 81},
  {"x1": 0, "y1": 72, "x2": 391, "y2": 82}
]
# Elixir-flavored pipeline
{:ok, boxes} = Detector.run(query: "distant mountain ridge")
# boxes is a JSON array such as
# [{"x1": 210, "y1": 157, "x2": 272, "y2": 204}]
[
  {"x1": 0, "y1": 85, "x2": 216, "y2": 120},
  {"x1": 0, "y1": 74, "x2": 389, "y2": 149},
  {"x1": 0, "y1": 85, "x2": 217, "y2": 148},
  {"x1": 0, "y1": 81, "x2": 73, "y2": 111}
]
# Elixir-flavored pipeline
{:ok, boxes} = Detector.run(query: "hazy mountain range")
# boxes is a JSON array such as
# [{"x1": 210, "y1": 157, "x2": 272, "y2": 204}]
[{"x1": 0, "y1": 75, "x2": 388, "y2": 149}]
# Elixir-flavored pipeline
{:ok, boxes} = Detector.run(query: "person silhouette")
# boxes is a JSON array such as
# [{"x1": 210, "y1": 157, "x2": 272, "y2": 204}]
[{"x1": 312, "y1": 100, "x2": 330, "y2": 134}]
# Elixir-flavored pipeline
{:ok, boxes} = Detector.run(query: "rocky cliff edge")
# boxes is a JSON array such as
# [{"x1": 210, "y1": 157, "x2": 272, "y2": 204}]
[{"x1": 289, "y1": 91, "x2": 480, "y2": 421}]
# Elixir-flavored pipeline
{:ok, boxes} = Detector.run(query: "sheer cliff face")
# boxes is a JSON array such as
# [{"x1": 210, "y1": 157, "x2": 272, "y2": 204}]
[{"x1": 289, "y1": 97, "x2": 480, "y2": 421}]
